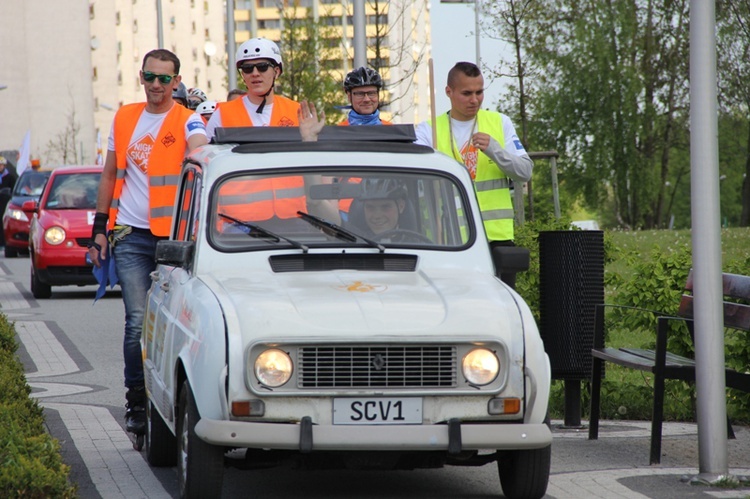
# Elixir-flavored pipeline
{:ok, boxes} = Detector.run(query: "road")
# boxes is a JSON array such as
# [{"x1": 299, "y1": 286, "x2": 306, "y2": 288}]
[{"x1": 3, "y1": 254, "x2": 750, "y2": 499}]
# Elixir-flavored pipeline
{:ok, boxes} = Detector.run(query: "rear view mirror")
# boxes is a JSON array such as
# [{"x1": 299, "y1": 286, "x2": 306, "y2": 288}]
[{"x1": 155, "y1": 240, "x2": 195, "y2": 268}]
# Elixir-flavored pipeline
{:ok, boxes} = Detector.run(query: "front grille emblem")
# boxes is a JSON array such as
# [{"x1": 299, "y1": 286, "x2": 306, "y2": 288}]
[{"x1": 372, "y1": 353, "x2": 385, "y2": 371}]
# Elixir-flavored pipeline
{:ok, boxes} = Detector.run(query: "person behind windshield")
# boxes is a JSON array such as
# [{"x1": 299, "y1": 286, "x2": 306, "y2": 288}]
[
  {"x1": 352, "y1": 178, "x2": 408, "y2": 237},
  {"x1": 339, "y1": 67, "x2": 391, "y2": 126}
]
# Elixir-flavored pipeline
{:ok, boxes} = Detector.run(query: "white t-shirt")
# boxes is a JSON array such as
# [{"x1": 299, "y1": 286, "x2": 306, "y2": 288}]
[
  {"x1": 108, "y1": 107, "x2": 206, "y2": 228},
  {"x1": 206, "y1": 95, "x2": 274, "y2": 140},
  {"x1": 414, "y1": 111, "x2": 532, "y2": 182}
]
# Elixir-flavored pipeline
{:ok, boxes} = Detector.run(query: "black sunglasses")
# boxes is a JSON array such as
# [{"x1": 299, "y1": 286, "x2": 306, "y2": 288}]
[
  {"x1": 239, "y1": 62, "x2": 275, "y2": 74},
  {"x1": 142, "y1": 71, "x2": 178, "y2": 84}
]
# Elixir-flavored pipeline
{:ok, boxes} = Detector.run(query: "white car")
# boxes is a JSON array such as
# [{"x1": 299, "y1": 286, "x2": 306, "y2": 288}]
[{"x1": 142, "y1": 126, "x2": 552, "y2": 499}]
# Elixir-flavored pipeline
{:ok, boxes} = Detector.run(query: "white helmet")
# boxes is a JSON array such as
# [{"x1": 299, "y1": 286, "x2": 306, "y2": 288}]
[
  {"x1": 236, "y1": 38, "x2": 283, "y2": 73},
  {"x1": 196, "y1": 100, "x2": 217, "y2": 116}
]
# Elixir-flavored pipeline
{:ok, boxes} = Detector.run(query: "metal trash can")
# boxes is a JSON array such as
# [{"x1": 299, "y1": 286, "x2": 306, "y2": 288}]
[{"x1": 539, "y1": 230, "x2": 604, "y2": 426}]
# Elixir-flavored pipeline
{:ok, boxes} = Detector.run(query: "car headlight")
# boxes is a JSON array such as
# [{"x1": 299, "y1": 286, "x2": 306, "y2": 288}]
[
  {"x1": 44, "y1": 226, "x2": 66, "y2": 245},
  {"x1": 254, "y1": 348, "x2": 293, "y2": 387},
  {"x1": 462, "y1": 348, "x2": 499, "y2": 386},
  {"x1": 6, "y1": 208, "x2": 28, "y2": 222}
]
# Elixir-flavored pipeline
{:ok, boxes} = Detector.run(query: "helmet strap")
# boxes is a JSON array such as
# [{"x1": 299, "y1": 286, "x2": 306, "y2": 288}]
[{"x1": 255, "y1": 76, "x2": 276, "y2": 114}]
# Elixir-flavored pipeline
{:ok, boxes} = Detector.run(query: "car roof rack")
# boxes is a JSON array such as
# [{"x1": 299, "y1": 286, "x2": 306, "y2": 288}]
[
  {"x1": 213, "y1": 124, "x2": 417, "y2": 145},
  {"x1": 214, "y1": 125, "x2": 433, "y2": 155}
]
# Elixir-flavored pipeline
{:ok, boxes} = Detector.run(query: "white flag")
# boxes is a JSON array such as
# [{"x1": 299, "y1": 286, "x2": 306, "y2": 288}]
[
  {"x1": 17, "y1": 130, "x2": 31, "y2": 175},
  {"x1": 96, "y1": 130, "x2": 103, "y2": 165}
]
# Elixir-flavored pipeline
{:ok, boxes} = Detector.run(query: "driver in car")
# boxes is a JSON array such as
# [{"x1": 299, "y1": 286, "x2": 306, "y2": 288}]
[{"x1": 350, "y1": 178, "x2": 411, "y2": 238}]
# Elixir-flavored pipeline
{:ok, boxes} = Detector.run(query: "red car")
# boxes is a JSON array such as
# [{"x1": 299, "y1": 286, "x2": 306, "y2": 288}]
[
  {"x1": 2, "y1": 169, "x2": 51, "y2": 257},
  {"x1": 29, "y1": 165, "x2": 103, "y2": 298}
]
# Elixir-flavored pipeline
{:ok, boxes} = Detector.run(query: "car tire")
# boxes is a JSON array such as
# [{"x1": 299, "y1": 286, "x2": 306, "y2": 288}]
[
  {"x1": 146, "y1": 401, "x2": 177, "y2": 467},
  {"x1": 177, "y1": 380, "x2": 224, "y2": 499},
  {"x1": 497, "y1": 444, "x2": 551, "y2": 499},
  {"x1": 30, "y1": 258, "x2": 52, "y2": 299},
  {"x1": 4, "y1": 245, "x2": 18, "y2": 258}
]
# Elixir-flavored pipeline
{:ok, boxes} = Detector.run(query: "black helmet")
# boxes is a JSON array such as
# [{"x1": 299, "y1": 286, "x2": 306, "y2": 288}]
[
  {"x1": 359, "y1": 178, "x2": 406, "y2": 200},
  {"x1": 344, "y1": 67, "x2": 383, "y2": 92},
  {"x1": 172, "y1": 82, "x2": 188, "y2": 105}
]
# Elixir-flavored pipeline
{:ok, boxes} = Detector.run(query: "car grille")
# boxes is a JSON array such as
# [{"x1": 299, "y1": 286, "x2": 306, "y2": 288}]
[{"x1": 297, "y1": 345, "x2": 456, "y2": 388}]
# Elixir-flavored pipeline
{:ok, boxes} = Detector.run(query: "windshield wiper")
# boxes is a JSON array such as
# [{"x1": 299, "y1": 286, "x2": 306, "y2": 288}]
[
  {"x1": 296, "y1": 211, "x2": 385, "y2": 253},
  {"x1": 218, "y1": 213, "x2": 308, "y2": 253}
]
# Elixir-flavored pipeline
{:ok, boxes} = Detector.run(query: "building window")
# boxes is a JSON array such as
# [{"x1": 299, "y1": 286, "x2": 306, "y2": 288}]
[
  {"x1": 115, "y1": 11, "x2": 120, "y2": 25},
  {"x1": 237, "y1": 21, "x2": 252, "y2": 31},
  {"x1": 89, "y1": 3, "x2": 95, "y2": 19},
  {"x1": 204, "y1": 1, "x2": 209, "y2": 13},
  {"x1": 93, "y1": 67, "x2": 98, "y2": 81},
  {"x1": 192, "y1": 48, "x2": 198, "y2": 61},
  {"x1": 170, "y1": 16, "x2": 176, "y2": 29},
  {"x1": 192, "y1": 22, "x2": 196, "y2": 34},
  {"x1": 133, "y1": 19, "x2": 138, "y2": 33},
  {"x1": 205, "y1": 28, "x2": 210, "y2": 38},
  {"x1": 258, "y1": 19, "x2": 280, "y2": 29}
]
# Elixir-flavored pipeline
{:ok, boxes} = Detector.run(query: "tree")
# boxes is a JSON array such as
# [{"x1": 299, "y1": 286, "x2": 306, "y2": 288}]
[
  {"x1": 44, "y1": 105, "x2": 82, "y2": 165},
  {"x1": 495, "y1": 0, "x2": 693, "y2": 229},
  {"x1": 717, "y1": 0, "x2": 750, "y2": 226},
  {"x1": 273, "y1": 3, "x2": 342, "y2": 123}
]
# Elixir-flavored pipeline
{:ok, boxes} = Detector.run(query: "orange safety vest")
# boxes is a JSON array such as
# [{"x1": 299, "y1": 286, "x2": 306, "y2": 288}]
[
  {"x1": 220, "y1": 94, "x2": 300, "y2": 127},
  {"x1": 110, "y1": 103, "x2": 195, "y2": 236},
  {"x1": 216, "y1": 94, "x2": 305, "y2": 220}
]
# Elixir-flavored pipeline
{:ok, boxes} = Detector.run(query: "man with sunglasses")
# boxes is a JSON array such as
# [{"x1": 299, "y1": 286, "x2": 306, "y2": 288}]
[
  {"x1": 339, "y1": 67, "x2": 391, "y2": 126},
  {"x1": 88, "y1": 48, "x2": 207, "y2": 442},
  {"x1": 205, "y1": 37, "x2": 300, "y2": 140}
]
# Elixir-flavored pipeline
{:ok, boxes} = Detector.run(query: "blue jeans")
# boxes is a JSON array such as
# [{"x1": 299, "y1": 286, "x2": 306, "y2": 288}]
[{"x1": 113, "y1": 228, "x2": 161, "y2": 389}]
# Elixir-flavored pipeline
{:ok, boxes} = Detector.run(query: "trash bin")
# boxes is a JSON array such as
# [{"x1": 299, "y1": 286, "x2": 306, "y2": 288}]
[{"x1": 539, "y1": 230, "x2": 604, "y2": 426}]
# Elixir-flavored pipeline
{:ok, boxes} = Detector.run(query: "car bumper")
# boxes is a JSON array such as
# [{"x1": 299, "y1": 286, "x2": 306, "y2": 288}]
[
  {"x1": 195, "y1": 419, "x2": 552, "y2": 451},
  {"x1": 36, "y1": 264, "x2": 96, "y2": 286},
  {"x1": 3, "y1": 221, "x2": 30, "y2": 248}
]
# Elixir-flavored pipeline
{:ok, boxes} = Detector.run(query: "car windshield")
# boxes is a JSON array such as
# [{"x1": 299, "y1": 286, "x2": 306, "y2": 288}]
[
  {"x1": 13, "y1": 171, "x2": 50, "y2": 197},
  {"x1": 210, "y1": 168, "x2": 473, "y2": 251},
  {"x1": 44, "y1": 173, "x2": 100, "y2": 209}
]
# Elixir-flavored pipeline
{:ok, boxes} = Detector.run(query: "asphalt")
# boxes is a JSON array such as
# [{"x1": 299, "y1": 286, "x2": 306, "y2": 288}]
[{"x1": 547, "y1": 418, "x2": 750, "y2": 498}]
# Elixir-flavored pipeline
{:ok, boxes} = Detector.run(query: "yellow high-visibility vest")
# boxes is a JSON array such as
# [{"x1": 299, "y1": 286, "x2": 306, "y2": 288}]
[{"x1": 434, "y1": 110, "x2": 514, "y2": 241}]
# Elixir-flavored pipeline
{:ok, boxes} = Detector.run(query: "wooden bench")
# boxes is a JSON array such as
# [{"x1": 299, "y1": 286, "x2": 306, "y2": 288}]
[{"x1": 588, "y1": 270, "x2": 750, "y2": 464}]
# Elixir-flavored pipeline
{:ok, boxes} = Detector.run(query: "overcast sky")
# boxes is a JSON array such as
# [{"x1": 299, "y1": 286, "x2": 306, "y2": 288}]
[{"x1": 429, "y1": 0, "x2": 511, "y2": 113}]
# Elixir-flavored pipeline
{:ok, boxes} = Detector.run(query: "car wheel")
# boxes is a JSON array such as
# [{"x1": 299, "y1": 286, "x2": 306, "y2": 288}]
[
  {"x1": 4, "y1": 245, "x2": 18, "y2": 258},
  {"x1": 30, "y1": 258, "x2": 52, "y2": 299},
  {"x1": 146, "y1": 401, "x2": 177, "y2": 467},
  {"x1": 497, "y1": 444, "x2": 551, "y2": 499},
  {"x1": 177, "y1": 380, "x2": 224, "y2": 499}
]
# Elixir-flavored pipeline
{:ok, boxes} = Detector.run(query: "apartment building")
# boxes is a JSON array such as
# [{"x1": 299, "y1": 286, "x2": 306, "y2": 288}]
[{"x1": 233, "y1": 0, "x2": 432, "y2": 123}]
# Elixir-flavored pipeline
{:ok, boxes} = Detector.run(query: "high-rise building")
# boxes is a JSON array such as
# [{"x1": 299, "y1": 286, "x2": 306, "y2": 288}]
[
  {"x1": 232, "y1": 0, "x2": 432, "y2": 124},
  {"x1": 0, "y1": 1, "x2": 431, "y2": 166}
]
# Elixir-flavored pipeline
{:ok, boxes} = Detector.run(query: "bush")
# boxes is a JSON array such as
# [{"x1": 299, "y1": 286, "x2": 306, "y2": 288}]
[{"x1": 0, "y1": 314, "x2": 76, "y2": 498}]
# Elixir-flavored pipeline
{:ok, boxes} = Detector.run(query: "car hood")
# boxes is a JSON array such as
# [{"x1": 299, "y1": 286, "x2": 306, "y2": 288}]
[
  {"x1": 37, "y1": 209, "x2": 94, "y2": 233},
  {"x1": 207, "y1": 268, "x2": 523, "y2": 339}
]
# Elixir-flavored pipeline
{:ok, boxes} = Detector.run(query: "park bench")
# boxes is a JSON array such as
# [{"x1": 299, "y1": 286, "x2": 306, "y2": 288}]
[{"x1": 588, "y1": 270, "x2": 750, "y2": 464}]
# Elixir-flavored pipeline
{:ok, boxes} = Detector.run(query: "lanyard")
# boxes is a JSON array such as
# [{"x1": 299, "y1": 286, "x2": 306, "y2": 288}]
[{"x1": 446, "y1": 112, "x2": 478, "y2": 165}]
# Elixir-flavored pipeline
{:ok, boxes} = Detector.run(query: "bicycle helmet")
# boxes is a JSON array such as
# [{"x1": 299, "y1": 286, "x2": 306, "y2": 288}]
[
  {"x1": 196, "y1": 100, "x2": 217, "y2": 116},
  {"x1": 172, "y1": 82, "x2": 189, "y2": 106},
  {"x1": 344, "y1": 67, "x2": 383, "y2": 92},
  {"x1": 188, "y1": 87, "x2": 207, "y2": 102},
  {"x1": 236, "y1": 38, "x2": 283, "y2": 74},
  {"x1": 359, "y1": 178, "x2": 406, "y2": 200}
]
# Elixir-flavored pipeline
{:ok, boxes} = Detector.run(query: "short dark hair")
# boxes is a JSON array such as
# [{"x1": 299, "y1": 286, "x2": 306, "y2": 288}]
[
  {"x1": 447, "y1": 62, "x2": 481, "y2": 88},
  {"x1": 227, "y1": 88, "x2": 246, "y2": 99},
  {"x1": 142, "y1": 49, "x2": 181, "y2": 75}
]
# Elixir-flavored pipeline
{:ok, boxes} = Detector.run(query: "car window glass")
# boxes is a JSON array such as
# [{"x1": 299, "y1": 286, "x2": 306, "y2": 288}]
[
  {"x1": 174, "y1": 167, "x2": 202, "y2": 242},
  {"x1": 210, "y1": 168, "x2": 473, "y2": 251},
  {"x1": 45, "y1": 173, "x2": 100, "y2": 209},
  {"x1": 14, "y1": 172, "x2": 49, "y2": 197}
]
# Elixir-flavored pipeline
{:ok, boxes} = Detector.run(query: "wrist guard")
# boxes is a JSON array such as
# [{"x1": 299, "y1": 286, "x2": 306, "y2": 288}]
[{"x1": 92, "y1": 212, "x2": 109, "y2": 239}]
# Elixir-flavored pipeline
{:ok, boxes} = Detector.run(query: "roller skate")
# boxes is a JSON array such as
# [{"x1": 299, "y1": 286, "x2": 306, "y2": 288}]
[{"x1": 125, "y1": 386, "x2": 146, "y2": 451}]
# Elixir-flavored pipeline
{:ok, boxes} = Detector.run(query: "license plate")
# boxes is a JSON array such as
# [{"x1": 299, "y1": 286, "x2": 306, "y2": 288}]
[{"x1": 333, "y1": 397, "x2": 422, "y2": 425}]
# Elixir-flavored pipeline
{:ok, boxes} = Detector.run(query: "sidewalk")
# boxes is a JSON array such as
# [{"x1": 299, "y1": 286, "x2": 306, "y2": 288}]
[{"x1": 548, "y1": 419, "x2": 750, "y2": 498}]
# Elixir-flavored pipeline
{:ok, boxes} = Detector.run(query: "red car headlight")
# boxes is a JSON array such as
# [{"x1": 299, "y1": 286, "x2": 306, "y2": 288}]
[{"x1": 44, "y1": 227, "x2": 66, "y2": 245}]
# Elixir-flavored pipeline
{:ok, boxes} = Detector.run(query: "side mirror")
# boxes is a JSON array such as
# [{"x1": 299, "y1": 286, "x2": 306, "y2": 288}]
[
  {"x1": 491, "y1": 246, "x2": 530, "y2": 274},
  {"x1": 21, "y1": 199, "x2": 37, "y2": 211},
  {"x1": 155, "y1": 240, "x2": 195, "y2": 268}
]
